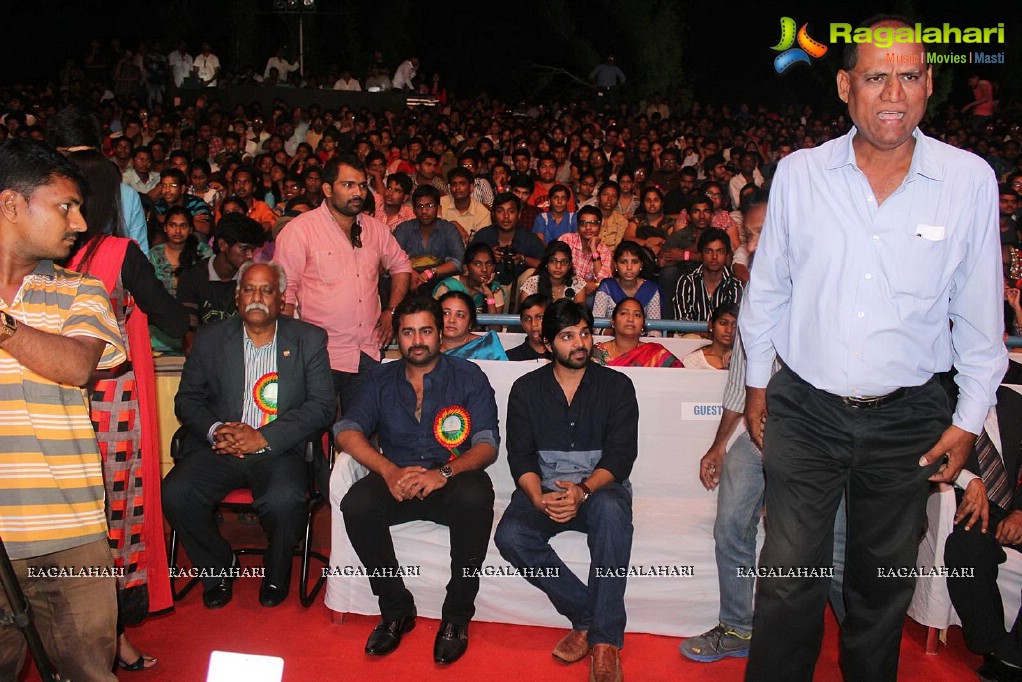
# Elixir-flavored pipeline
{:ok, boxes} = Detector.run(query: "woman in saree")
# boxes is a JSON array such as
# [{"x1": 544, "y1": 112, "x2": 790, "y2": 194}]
[
  {"x1": 590, "y1": 297, "x2": 682, "y2": 368},
  {"x1": 438, "y1": 290, "x2": 508, "y2": 361}
]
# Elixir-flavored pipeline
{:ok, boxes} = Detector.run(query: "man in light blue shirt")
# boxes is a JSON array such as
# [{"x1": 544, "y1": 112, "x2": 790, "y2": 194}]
[{"x1": 740, "y1": 15, "x2": 1006, "y2": 682}]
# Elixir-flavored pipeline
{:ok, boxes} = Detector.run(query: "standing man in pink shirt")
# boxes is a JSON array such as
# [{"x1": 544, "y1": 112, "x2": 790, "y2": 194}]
[{"x1": 275, "y1": 155, "x2": 412, "y2": 410}]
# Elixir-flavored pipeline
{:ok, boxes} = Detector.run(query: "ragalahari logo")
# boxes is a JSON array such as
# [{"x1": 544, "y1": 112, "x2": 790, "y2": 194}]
[{"x1": 771, "y1": 17, "x2": 828, "y2": 73}]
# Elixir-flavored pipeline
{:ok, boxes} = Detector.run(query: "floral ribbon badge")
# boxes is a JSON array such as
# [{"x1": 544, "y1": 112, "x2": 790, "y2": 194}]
[
  {"x1": 253, "y1": 372, "x2": 279, "y2": 425},
  {"x1": 434, "y1": 405, "x2": 471, "y2": 461}
]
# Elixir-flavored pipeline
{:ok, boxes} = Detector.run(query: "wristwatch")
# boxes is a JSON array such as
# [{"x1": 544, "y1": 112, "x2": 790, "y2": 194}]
[
  {"x1": 0, "y1": 311, "x2": 17, "y2": 343},
  {"x1": 439, "y1": 464, "x2": 454, "y2": 480},
  {"x1": 578, "y1": 482, "x2": 592, "y2": 504}
]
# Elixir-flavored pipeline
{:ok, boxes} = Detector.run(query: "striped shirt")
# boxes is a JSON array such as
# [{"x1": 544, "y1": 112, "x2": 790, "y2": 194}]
[
  {"x1": 0, "y1": 261, "x2": 126, "y2": 559},
  {"x1": 674, "y1": 265, "x2": 743, "y2": 322},
  {"x1": 241, "y1": 329, "x2": 278, "y2": 429}
]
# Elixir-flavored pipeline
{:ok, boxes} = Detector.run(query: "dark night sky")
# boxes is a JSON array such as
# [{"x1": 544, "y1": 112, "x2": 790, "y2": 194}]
[{"x1": 5, "y1": 0, "x2": 1018, "y2": 109}]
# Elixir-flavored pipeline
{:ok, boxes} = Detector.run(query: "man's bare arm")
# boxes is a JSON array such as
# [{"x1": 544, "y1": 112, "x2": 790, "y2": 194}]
[{"x1": 1, "y1": 327, "x2": 106, "y2": 386}]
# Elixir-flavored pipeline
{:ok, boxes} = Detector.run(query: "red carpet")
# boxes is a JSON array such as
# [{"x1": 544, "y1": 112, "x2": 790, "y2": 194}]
[{"x1": 17, "y1": 512, "x2": 985, "y2": 681}]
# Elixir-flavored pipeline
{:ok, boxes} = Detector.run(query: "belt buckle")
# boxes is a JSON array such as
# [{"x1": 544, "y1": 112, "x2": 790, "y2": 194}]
[{"x1": 842, "y1": 395, "x2": 884, "y2": 409}]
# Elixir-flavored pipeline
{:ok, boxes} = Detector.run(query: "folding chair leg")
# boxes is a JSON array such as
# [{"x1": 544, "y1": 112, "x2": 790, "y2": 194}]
[
  {"x1": 169, "y1": 528, "x2": 201, "y2": 601},
  {"x1": 298, "y1": 508, "x2": 328, "y2": 607}
]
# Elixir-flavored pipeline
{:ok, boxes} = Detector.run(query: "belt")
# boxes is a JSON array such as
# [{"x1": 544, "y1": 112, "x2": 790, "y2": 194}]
[
  {"x1": 838, "y1": 388, "x2": 907, "y2": 409},
  {"x1": 780, "y1": 363, "x2": 919, "y2": 410}
]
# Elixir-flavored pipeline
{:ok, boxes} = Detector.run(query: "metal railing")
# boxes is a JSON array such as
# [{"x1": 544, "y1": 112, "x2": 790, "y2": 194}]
[{"x1": 476, "y1": 314, "x2": 1022, "y2": 348}]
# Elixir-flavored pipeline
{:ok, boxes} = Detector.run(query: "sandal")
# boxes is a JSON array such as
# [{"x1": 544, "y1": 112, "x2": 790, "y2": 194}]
[{"x1": 117, "y1": 654, "x2": 158, "y2": 671}]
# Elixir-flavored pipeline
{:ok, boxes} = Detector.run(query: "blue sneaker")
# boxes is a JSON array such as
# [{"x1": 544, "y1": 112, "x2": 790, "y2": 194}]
[{"x1": 679, "y1": 625, "x2": 751, "y2": 662}]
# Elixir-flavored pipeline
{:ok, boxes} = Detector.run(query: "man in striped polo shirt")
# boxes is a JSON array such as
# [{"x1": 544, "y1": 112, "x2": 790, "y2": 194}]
[{"x1": 0, "y1": 139, "x2": 126, "y2": 680}]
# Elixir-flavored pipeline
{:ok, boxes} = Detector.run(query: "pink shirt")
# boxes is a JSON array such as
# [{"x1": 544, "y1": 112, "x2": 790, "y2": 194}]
[
  {"x1": 275, "y1": 202, "x2": 412, "y2": 371},
  {"x1": 558, "y1": 232, "x2": 612, "y2": 283}
]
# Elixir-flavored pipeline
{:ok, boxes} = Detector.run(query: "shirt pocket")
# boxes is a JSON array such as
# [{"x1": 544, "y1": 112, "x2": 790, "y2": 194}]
[
  {"x1": 314, "y1": 250, "x2": 343, "y2": 283},
  {"x1": 880, "y1": 233, "x2": 950, "y2": 299}
]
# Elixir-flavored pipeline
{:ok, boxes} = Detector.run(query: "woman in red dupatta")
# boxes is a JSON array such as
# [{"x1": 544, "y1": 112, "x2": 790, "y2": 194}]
[
  {"x1": 68, "y1": 150, "x2": 188, "y2": 670},
  {"x1": 590, "y1": 297, "x2": 683, "y2": 368}
]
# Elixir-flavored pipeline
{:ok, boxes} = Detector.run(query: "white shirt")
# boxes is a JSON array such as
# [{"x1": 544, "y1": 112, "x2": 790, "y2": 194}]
[
  {"x1": 332, "y1": 77, "x2": 362, "y2": 92},
  {"x1": 264, "y1": 56, "x2": 298, "y2": 80},
  {"x1": 393, "y1": 60, "x2": 417, "y2": 90},
  {"x1": 194, "y1": 52, "x2": 220, "y2": 86},
  {"x1": 168, "y1": 50, "x2": 193, "y2": 87}
]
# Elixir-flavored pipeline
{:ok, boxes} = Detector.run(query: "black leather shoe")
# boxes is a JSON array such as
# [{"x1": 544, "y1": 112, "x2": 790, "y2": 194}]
[
  {"x1": 202, "y1": 579, "x2": 233, "y2": 609},
  {"x1": 365, "y1": 609, "x2": 417, "y2": 656},
  {"x1": 433, "y1": 621, "x2": 469, "y2": 664},
  {"x1": 979, "y1": 655, "x2": 1022, "y2": 682},
  {"x1": 259, "y1": 579, "x2": 289, "y2": 607}
]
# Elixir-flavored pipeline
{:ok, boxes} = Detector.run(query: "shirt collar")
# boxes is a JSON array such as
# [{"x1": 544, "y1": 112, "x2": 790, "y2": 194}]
[{"x1": 827, "y1": 127, "x2": 943, "y2": 181}]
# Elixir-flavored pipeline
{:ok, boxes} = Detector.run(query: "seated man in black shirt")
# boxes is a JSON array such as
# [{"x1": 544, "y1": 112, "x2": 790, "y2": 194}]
[
  {"x1": 495, "y1": 300, "x2": 639, "y2": 682},
  {"x1": 176, "y1": 213, "x2": 264, "y2": 351},
  {"x1": 506, "y1": 293, "x2": 552, "y2": 361}
]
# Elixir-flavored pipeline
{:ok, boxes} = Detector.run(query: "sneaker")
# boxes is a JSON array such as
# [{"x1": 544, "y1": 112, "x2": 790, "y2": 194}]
[{"x1": 679, "y1": 625, "x2": 751, "y2": 662}]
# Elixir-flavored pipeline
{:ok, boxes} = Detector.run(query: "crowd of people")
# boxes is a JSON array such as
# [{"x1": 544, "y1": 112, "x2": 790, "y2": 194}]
[{"x1": 2, "y1": 18, "x2": 1022, "y2": 682}]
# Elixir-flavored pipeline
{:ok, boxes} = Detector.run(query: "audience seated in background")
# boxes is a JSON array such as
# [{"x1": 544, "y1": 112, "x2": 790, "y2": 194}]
[
  {"x1": 393, "y1": 184, "x2": 464, "y2": 293},
  {"x1": 507, "y1": 294, "x2": 552, "y2": 361},
  {"x1": 592, "y1": 240, "x2": 661, "y2": 334},
  {"x1": 591, "y1": 297, "x2": 682, "y2": 368},
  {"x1": 681, "y1": 303, "x2": 738, "y2": 369},
  {"x1": 519, "y1": 240, "x2": 587, "y2": 308},
  {"x1": 438, "y1": 290, "x2": 507, "y2": 361},
  {"x1": 558, "y1": 205, "x2": 612, "y2": 300},
  {"x1": 432, "y1": 242, "x2": 505, "y2": 317},
  {"x1": 674, "y1": 227, "x2": 742, "y2": 322}
]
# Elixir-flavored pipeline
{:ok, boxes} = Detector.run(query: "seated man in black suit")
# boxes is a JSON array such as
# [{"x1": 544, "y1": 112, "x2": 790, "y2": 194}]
[
  {"x1": 163, "y1": 261, "x2": 334, "y2": 608},
  {"x1": 946, "y1": 384, "x2": 1022, "y2": 681}
]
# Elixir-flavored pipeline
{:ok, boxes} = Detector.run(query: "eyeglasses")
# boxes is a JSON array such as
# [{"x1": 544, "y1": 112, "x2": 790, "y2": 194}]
[
  {"x1": 469, "y1": 260, "x2": 495, "y2": 268},
  {"x1": 578, "y1": 220, "x2": 601, "y2": 227},
  {"x1": 160, "y1": 183, "x2": 180, "y2": 188},
  {"x1": 549, "y1": 258, "x2": 571, "y2": 266},
  {"x1": 414, "y1": 202, "x2": 437, "y2": 210}
]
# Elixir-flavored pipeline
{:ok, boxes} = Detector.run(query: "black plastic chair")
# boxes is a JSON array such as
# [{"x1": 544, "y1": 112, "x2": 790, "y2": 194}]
[{"x1": 166, "y1": 425, "x2": 331, "y2": 607}]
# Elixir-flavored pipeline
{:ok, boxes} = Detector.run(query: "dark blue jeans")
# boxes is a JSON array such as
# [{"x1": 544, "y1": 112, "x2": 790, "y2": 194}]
[{"x1": 495, "y1": 483, "x2": 633, "y2": 648}]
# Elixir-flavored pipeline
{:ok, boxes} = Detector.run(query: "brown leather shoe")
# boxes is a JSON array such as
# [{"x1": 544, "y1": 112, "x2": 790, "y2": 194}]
[
  {"x1": 552, "y1": 629, "x2": 590, "y2": 664},
  {"x1": 589, "y1": 644, "x2": 622, "y2": 682}
]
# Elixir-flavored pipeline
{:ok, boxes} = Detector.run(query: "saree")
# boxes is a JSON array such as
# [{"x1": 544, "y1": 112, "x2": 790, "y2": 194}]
[
  {"x1": 592, "y1": 341, "x2": 682, "y2": 368},
  {"x1": 70, "y1": 236, "x2": 172, "y2": 621},
  {"x1": 443, "y1": 330, "x2": 508, "y2": 361}
]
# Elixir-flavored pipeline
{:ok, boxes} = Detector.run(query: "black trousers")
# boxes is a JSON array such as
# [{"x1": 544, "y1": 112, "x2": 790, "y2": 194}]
[
  {"x1": 331, "y1": 352, "x2": 379, "y2": 415},
  {"x1": 340, "y1": 469, "x2": 494, "y2": 624},
  {"x1": 162, "y1": 446, "x2": 307, "y2": 587},
  {"x1": 945, "y1": 492, "x2": 1022, "y2": 664},
  {"x1": 745, "y1": 366, "x2": 949, "y2": 682}
]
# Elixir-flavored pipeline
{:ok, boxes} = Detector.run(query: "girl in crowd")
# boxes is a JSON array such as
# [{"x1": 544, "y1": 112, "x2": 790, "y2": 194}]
[
  {"x1": 592, "y1": 241, "x2": 662, "y2": 333},
  {"x1": 519, "y1": 240, "x2": 587, "y2": 307},
  {"x1": 681, "y1": 303, "x2": 739, "y2": 369},
  {"x1": 624, "y1": 186, "x2": 676, "y2": 255},
  {"x1": 616, "y1": 169, "x2": 639, "y2": 217},
  {"x1": 590, "y1": 297, "x2": 682, "y2": 368},
  {"x1": 148, "y1": 207, "x2": 212, "y2": 297},
  {"x1": 700, "y1": 180, "x2": 742, "y2": 251},
  {"x1": 438, "y1": 290, "x2": 508, "y2": 360},
  {"x1": 433, "y1": 242, "x2": 506, "y2": 316}
]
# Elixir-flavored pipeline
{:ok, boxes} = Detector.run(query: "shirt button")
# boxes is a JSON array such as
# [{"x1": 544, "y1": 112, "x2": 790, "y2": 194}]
[
  {"x1": 571, "y1": 443, "x2": 575, "y2": 447},
  {"x1": 853, "y1": 351, "x2": 860, "y2": 357},
  {"x1": 864, "y1": 273, "x2": 872, "y2": 280},
  {"x1": 570, "y1": 422, "x2": 575, "y2": 426},
  {"x1": 857, "y1": 312, "x2": 865, "y2": 318},
  {"x1": 866, "y1": 196, "x2": 874, "y2": 202},
  {"x1": 872, "y1": 235, "x2": 880, "y2": 241}
]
